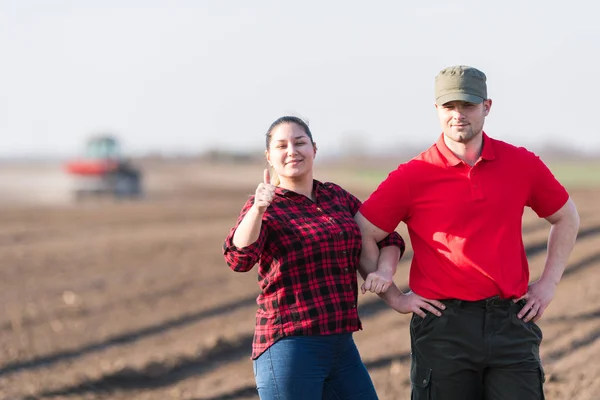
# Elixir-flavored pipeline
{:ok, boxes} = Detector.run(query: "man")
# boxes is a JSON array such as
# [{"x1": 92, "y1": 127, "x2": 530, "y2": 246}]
[{"x1": 355, "y1": 65, "x2": 580, "y2": 399}]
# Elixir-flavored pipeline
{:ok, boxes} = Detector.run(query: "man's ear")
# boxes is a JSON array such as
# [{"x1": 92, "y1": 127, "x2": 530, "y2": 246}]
[{"x1": 483, "y1": 99, "x2": 493, "y2": 115}]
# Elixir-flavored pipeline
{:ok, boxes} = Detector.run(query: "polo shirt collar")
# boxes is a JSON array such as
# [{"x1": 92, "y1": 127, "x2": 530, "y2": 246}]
[{"x1": 435, "y1": 132, "x2": 496, "y2": 166}]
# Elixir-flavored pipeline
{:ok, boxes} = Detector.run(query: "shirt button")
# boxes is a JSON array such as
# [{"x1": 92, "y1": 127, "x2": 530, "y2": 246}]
[
  {"x1": 351, "y1": 304, "x2": 356, "y2": 308},
  {"x1": 316, "y1": 207, "x2": 322, "y2": 211},
  {"x1": 339, "y1": 232, "x2": 344, "y2": 236},
  {"x1": 344, "y1": 267, "x2": 349, "y2": 272}
]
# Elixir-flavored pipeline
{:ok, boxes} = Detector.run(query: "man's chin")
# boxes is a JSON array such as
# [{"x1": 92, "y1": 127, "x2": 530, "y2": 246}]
[{"x1": 446, "y1": 131, "x2": 477, "y2": 143}]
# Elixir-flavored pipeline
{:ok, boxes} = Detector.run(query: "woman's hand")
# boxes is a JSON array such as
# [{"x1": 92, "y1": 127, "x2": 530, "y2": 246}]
[{"x1": 253, "y1": 169, "x2": 277, "y2": 213}]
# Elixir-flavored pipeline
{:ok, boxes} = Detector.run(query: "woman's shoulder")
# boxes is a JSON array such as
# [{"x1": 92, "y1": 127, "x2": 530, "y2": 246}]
[{"x1": 318, "y1": 180, "x2": 348, "y2": 194}]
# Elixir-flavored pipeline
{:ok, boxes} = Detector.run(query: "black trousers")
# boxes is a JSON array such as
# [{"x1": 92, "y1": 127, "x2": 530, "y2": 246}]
[{"x1": 410, "y1": 297, "x2": 545, "y2": 400}]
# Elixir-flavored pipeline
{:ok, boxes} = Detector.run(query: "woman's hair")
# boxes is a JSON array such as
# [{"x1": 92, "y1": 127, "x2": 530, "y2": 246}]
[{"x1": 265, "y1": 116, "x2": 314, "y2": 186}]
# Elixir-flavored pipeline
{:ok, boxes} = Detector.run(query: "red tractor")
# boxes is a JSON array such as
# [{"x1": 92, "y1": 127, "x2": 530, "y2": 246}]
[{"x1": 64, "y1": 135, "x2": 143, "y2": 200}]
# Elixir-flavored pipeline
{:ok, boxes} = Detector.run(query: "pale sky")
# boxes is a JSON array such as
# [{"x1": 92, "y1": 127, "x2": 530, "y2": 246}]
[{"x1": 1, "y1": 0, "x2": 599, "y2": 158}]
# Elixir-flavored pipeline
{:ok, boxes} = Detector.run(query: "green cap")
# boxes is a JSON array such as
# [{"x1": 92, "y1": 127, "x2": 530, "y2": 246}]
[{"x1": 434, "y1": 65, "x2": 487, "y2": 105}]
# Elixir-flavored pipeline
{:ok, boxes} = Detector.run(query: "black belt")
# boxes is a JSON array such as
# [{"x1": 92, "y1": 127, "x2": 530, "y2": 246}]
[{"x1": 440, "y1": 295, "x2": 524, "y2": 308}]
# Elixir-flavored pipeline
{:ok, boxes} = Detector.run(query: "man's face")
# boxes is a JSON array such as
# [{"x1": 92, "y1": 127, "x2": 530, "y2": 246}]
[{"x1": 435, "y1": 99, "x2": 492, "y2": 144}]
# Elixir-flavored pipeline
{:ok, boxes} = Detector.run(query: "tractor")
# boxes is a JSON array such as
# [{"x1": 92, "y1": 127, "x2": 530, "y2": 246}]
[{"x1": 64, "y1": 135, "x2": 143, "y2": 200}]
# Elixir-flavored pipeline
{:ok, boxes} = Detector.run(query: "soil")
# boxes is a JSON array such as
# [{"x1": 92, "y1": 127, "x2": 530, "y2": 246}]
[{"x1": 0, "y1": 160, "x2": 598, "y2": 400}]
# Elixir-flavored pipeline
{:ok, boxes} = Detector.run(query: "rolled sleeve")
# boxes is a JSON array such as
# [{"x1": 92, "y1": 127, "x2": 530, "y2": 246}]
[
  {"x1": 376, "y1": 231, "x2": 406, "y2": 258},
  {"x1": 223, "y1": 232, "x2": 265, "y2": 272},
  {"x1": 222, "y1": 197, "x2": 268, "y2": 272}
]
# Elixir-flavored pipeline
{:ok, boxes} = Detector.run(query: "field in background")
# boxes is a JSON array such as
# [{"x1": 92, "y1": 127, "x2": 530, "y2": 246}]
[
  {"x1": 0, "y1": 158, "x2": 599, "y2": 400},
  {"x1": 336, "y1": 160, "x2": 600, "y2": 189}
]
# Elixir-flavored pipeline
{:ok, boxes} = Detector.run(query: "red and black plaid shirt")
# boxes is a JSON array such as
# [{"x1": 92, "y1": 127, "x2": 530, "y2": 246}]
[{"x1": 223, "y1": 180, "x2": 405, "y2": 359}]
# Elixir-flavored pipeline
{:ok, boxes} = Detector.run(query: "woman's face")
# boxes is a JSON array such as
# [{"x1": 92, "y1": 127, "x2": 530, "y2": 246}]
[{"x1": 266, "y1": 122, "x2": 316, "y2": 182}]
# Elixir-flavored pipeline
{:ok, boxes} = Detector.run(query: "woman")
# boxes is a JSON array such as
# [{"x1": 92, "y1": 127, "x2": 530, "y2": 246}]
[{"x1": 223, "y1": 116, "x2": 405, "y2": 399}]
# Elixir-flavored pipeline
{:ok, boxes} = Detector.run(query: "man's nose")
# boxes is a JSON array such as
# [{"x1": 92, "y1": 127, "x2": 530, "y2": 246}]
[{"x1": 452, "y1": 108, "x2": 465, "y2": 119}]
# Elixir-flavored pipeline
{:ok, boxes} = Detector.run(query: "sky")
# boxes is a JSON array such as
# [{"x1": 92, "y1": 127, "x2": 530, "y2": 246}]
[{"x1": 1, "y1": 0, "x2": 599, "y2": 159}]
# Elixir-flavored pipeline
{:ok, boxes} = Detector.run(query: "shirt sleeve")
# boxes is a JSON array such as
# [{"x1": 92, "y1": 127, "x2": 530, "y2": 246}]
[
  {"x1": 222, "y1": 196, "x2": 268, "y2": 272},
  {"x1": 376, "y1": 231, "x2": 406, "y2": 258},
  {"x1": 359, "y1": 165, "x2": 411, "y2": 233},
  {"x1": 526, "y1": 154, "x2": 569, "y2": 218},
  {"x1": 334, "y1": 182, "x2": 406, "y2": 257}
]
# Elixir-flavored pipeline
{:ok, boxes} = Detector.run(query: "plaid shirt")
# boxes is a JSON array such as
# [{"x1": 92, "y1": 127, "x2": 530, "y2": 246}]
[{"x1": 223, "y1": 180, "x2": 405, "y2": 359}]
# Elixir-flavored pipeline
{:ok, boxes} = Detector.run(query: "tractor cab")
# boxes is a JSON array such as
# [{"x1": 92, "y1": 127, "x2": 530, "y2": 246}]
[{"x1": 85, "y1": 135, "x2": 122, "y2": 160}]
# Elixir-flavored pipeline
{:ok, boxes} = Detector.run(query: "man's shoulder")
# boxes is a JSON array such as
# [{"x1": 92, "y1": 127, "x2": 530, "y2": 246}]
[
  {"x1": 401, "y1": 143, "x2": 443, "y2": 169},
  {"x1": 488, "y1": 136, "x2": 539, "y2": 160},
  {"x1": 385, "y1": 147, "x2": 441, "y2": 181}
]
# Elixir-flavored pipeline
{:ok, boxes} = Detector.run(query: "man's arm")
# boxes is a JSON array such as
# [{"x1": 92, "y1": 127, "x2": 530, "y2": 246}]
[
  {"x1": 354, "y1": 211, "x2": 403, "y2": 297},
  {"x1": 541, "y1": 197, "x2": 580, "y2": 284},
  {"x1": 355, "y1": 213, "x2": 393, "y2": 275},
  {"x1": 518, "y1": 197, "x2": 580, "y2": 322},
  {"x1": 354, "y1": 211, "x2": 445, "y2": 317}
]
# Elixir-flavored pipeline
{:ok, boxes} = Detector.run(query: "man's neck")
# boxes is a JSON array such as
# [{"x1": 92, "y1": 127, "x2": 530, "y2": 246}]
[{"x1": 443, "y1": 133, "x2": 484, "y2": 167}]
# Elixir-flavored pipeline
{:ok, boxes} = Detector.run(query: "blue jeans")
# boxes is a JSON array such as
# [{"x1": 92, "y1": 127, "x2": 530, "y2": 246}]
[{"x1": 252, "y1": 333, "x2": 378, "y2": 400}]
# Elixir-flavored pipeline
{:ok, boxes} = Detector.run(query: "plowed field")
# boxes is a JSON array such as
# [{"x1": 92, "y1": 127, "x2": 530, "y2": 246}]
[{"x1": 1, "y1": 160, "x2": 598, "y2": 400}]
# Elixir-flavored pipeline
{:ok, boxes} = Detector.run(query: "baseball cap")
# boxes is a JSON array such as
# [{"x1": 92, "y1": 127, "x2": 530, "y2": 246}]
[{"x1": 434, "y1": 65, "x2": 487, "y2": 105}]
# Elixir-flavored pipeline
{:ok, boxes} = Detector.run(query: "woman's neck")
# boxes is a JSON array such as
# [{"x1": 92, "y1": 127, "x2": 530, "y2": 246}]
[{"x1": 279, "y1": 175, "x2": 314, "y2": 200}]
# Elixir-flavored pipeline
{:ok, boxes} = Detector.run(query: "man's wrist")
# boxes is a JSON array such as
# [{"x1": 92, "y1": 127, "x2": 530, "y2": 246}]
[
  {"x1": 378, "y1": 285, "x2": 404, "y2": 302},
  {"x1": 539, "y1": 272, "x2": 561, "y2": 286}
]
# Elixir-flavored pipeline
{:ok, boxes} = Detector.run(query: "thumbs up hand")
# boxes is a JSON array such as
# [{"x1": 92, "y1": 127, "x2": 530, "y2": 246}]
[{"x1": 253, "y1": 169, "x2": 277, "y2": 214}]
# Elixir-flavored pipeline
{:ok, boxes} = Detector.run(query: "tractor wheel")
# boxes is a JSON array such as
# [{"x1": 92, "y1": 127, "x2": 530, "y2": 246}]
[{"x1": 114, "y1": 174, "x2": 142, "y2": 198}]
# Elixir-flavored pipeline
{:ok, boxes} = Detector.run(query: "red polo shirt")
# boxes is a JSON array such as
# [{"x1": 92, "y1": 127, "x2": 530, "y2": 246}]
[{"x1": 359, "y1": 133, "x2": 569, "y2": 301}]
